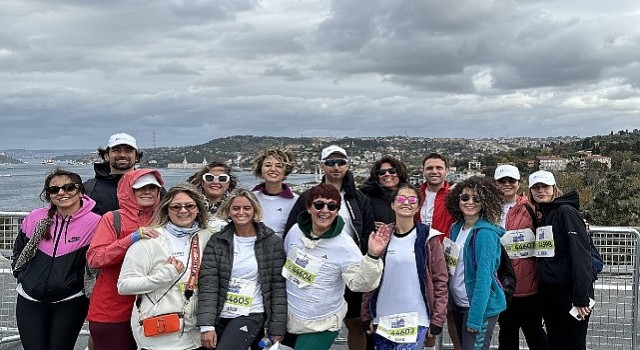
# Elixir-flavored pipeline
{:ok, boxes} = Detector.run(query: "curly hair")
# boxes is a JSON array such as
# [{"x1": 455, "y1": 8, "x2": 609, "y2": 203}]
[
  {"x1": 150, "y1": 184, "x2": 209, "y2": 229},
  {"x1": 305, "y1": 183, "x2": 341, "y2": 210},
  {"x1": 216, "y1": 188, "x2": 263, "y2": 223},
  {"x1": 445, "y1": 176, "x2": 502, "y2": 224},
  {"x1": 187, "y1": 161, "x2": 238, "y2": 192},
  {"x1": 369, "y1": 156, "x2": 409, "y2": 184},
  {"x1": 252, "y1": 147, "x2": 294, "y2": 178}
]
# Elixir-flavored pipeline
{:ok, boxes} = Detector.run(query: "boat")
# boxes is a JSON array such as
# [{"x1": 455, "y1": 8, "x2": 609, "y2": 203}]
[{"x1": 42, "y1": 158, "x2": 57, "y2": 165}]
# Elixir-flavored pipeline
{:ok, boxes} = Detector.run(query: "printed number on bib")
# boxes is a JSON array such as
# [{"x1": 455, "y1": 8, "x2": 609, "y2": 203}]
[
  {"x1": 377, "y1": 312, "x2": 419, "y2": 344},
  {"x1": 442, "y1": 237, "x2": 460, "y2": 275},
  {"x1": 282, "y1": 248, "x2": 323, "y2": 288},
  {"x1": 222, "y1": 278, "x2": 256, "y2": 316},
  {"x1": 500, "y1": 228, "x2": 536, "y2": 259},
  {"x1": 535, "y1": 225, "x2": 555, "y2": 257}
]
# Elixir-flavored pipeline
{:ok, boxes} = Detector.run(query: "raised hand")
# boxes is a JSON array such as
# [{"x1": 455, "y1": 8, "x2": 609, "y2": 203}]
[{"x1": 368, "y1": 223, "x2": 393, "y2": 257}]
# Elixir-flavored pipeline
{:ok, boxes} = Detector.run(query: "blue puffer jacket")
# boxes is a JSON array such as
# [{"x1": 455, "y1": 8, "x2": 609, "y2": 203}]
[{"x1": 450, "y1": 218, "x2": 506, "y2": 330}]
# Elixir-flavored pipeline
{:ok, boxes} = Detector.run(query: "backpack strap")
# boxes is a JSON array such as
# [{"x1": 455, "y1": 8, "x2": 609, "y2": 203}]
[
  {"x1": 524, "y1": 203, "x2": 538, "y2": 230},
  {"x1": 111, "y1": 210, "x2": 122, "y2": 239},
  {"x1": 84, "y1": 178, "x2": 97, "y2": 198}
]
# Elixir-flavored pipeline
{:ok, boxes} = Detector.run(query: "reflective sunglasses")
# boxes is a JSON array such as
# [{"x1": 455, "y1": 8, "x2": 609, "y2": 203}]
[
  {"x1": 168, "y1": 203, "x2": 198, "y2": 212},
  {"x1": 497, "y1": 178, "x2": 518, "y2": 185},
  {"x1": 395, "y1": 195, "x2": 418, "y2": 205},
  {"x1": 323, "y1": 159, "x2": 347, "y2": 167},
  {"x1": 45, "y1": 183, "x2": 80, "y2": 195},
  {"x1": 376, "y1": 167, "x2": 398, "y2": 176},
  {"x1": 459, "y1": 193, "x2": 481, "y2": 203},
  {"x1": 312, "y1": 201, "x2": 339, "y2": 211},
  {"x1": 202, "y1": 173, "x2": 230, "y2": 183}
]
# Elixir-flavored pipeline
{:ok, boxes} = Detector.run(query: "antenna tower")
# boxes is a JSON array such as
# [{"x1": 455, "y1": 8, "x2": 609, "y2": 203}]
[{"x1": 152, "y1": 131, "x2": 157, "y2": 148}]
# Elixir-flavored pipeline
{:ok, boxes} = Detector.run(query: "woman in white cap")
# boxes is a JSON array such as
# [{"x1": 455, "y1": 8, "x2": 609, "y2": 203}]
[
  {"x1": 528, "y1": 170, "x2": 593, "y2": 350},
  {"x1": 493, "y1": 165, "x2": 547, "y2": 350}
]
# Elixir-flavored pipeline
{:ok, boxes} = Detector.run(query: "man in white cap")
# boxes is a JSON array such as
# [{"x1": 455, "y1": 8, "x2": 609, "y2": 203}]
[{"x1": 284, "y1": 145, "x2": 375, "y2": 350}]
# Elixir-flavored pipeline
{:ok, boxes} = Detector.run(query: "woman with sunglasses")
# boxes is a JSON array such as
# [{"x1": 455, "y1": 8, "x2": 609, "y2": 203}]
[
  {"x1": 197, "y1": 189, "x2": 286, "y2": 350},
  {"x1": 117, "y1": 184, "x2": 212, "y2": 349},
  {"x1": 188, "y1": 161, "x2": 238, "y2": 230},
  {"x1": 11, "y1": 169, "x2": 101, "y2": 350},
  {"x1": 359, "y1": 156, "x2": 409, "y2": 230},
  {"x1": 87, "y1": 169, "x2": 164, "y2": 350},
  {"x1": 251, "y1": 148, "x2": 298, "y2": 238},
  {"x1": 493, "y1": 166, "x2": 548, "y2": 350},
  {"x1": 282, "y1": 183, "x2": 392, "y2": 350},
  {"x1": 444, "y1": 176, "x2": 506, "y2": 350},
  {"x1": 361, "y1": 183, "x2": 449, "y2": 350},
  {"x1": 528, "y1": 170, "x2": 593, "y2": 350}
]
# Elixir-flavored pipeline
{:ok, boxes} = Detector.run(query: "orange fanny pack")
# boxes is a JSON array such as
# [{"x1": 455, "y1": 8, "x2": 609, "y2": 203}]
[{"x1": 141, "y1": 313, "x2": 183, "y2": 337}]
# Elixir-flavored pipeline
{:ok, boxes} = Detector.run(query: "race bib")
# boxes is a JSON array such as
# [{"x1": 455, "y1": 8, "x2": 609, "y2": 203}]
[
  {"x1": 282, "y1": 248, "x2": 323, "y2": 288},
  {"x1": 501, "y1": 228, "x2": 536, "y2": 259},
  {"x1": 535, "y1": 225, "x2": 555, "y2": 257},
  {"x1": 442, "y1": 237, "x2": 460, "y2": 275},
  {"x1": 222, "y1": 278, "x2": 256, "y2": 316},
  {"x1": 377, "y1": 312, "x2": 419, "y2": 344}
]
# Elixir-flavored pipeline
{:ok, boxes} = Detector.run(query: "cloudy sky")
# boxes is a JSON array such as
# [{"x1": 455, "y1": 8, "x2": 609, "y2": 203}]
[{"x1": 1, "y1": 0, "x2": 639, "y2": 150}]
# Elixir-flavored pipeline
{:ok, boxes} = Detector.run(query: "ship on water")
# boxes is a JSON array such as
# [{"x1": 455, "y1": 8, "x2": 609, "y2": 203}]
[{"x1": 41, "y1": 158, "x2": 56, "y2": 165}]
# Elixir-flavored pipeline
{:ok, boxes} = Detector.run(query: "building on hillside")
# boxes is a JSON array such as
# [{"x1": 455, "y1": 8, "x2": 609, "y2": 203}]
[
  {"x1": 537, "y1": 156, "x2": 569, "y2": 171},
  {"x1": 579, "y1": 154, "x2": 612, "y2": 169},
  {"x1": 167, "y1": 156, "x2": 208, "y2": 169}
]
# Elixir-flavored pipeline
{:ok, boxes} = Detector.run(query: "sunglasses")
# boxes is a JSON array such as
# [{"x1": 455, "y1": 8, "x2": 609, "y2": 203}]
[
  {"x1": 45, "y1": 183, "x2": 80, "y2": 195},
  {"x1": 459, "y1": 193, "x2": 481, "y2": 203},
  {"x1": 497, "y1": 178, "x2": 518, "y2": 185},
  {"x1": 312, "y1": 201, "x2": 339, "y2": 211},
  {"x1": 168, "y1": 203, "x2": 198, "y2": 212},
  {"x1": 376, "y1": 167, "x2": 398, "y2": 176},
  {"x1": 323, "y1": 159, "x2": 347, "y2": 167},
  {"x1": 202, "y1": 173, "x2": 230, "y2": 183},
  {"x1": 395, "y1": 195, "x2": 418, "y2": 205}
]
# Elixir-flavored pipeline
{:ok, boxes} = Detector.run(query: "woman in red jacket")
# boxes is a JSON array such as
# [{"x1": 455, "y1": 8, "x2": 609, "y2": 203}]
[{"x1": 86, "y1": 169, "x2": 164, "y2": 350}]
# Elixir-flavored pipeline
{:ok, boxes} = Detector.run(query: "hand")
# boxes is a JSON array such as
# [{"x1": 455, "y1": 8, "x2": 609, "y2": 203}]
[
  {"x1": 167, "y1": 257, "x2": 185, "y2": 273},
  {"x1": 367, "y1": 223, "x2": 393, "y2": 257},
  {"x1": 362, "y1": 319, "x2": 373, "y2": 335},
  {"x1": 141, "y1": 227, "x2": 160, "y2": 239},
  {"x1": 374, "y1": 221, "x2": 385, "y2": 232},
  {"x1": 201, "y1": 330, "x2": 217, "y2": 349},
  {"x1": 467, "y1": 326, "x2": 477, "y2": 333},
  {"x1": 576, "y1": 305, "x2": 592, "y2": 319},
  {"x1": 271, "y1": 335, "x2": 283, "y2": 344}
]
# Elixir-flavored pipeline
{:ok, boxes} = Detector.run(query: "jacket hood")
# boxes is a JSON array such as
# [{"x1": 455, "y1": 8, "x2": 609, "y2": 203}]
[
  {"x1": 55, "y1": 194, "x2": 97, "y2": 221},
  {"x1": 117, "y1": 169, "x2": 164, "y2": 216},
  {"x1": 359, "y1": 178, "x2": 395, "y2": 200},
  {"x1": 454, "y1": 217, "x2": 506, "y2": 238},
  {"x1": 540, "y1": 190, "x2": 580, "y2": 211},
  {"x1": 93, "y1": 161, "x2": 126, "y2": 181}
]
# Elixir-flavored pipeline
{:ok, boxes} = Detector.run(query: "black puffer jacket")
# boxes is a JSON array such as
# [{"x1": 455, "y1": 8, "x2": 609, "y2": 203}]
[
  {"x1": 84, "y1": 162, "x2": 124, "y2": 215},
  {"x1": 358, "y1": 178, "x2": 396, "y2": 225},
  {"x1": 197, "y1": 222, "x2": 287, "y2": 336}
]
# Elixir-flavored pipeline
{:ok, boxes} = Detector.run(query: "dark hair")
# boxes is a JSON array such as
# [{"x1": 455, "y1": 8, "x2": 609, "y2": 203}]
[
  {"x1": 370, "y1": 156, "x2": 409, "y2": 184},
  {"x1": 422, "y1": 152, "x2": 448, "y2": 168},
  {"x1": 102, "y1": 146, "x2": 143, "y2": 163},
  {"x1": 445, "y1": 176, "x2": 502, "y2": 223},
  {"x1": 305, "y1": 183, "x2": 341, "y2": 209},
  {"x1": 392, "y1": 183, "x2": 421, "y2": 205},
  {"x1": 187, "y1": 161, "x2": 238, "y2": 191},
  {"x1": 252, "y1": 148, "x2": 294, "y2": 178},
  {"x1": 39, "y1": 168, "x2": 85, "y2": 240},
  {"x1": 150, "y1": 184, "x2": 209, "y2": 229}
]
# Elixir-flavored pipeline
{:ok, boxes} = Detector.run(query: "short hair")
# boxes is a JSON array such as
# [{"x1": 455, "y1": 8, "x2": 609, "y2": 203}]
[
  {"x1": 187, "y1": 161, "x2": 238, "y2": 191},
  {"x1": 445, "y1": 176, "x2": 502, "y2": 223},
  {"x1": 369, "y1": 156, "x2": 409, "y2": 184},
  {"x1": 422, "y1": 152, "x2": 448, "y2": 168},
  {"x1": 252, "y1": 147, "x2": 294, "y2": 178},
  {"x1": 392, "y1": 183, "x2": 422, "y2": 205},
  {"x1": 217, "y1": 188, "x2": 263, "y2": 223},
  {"x1": 305, "y1": 183, "x2": 341, "y2": 209},
  {"x1": 150, "y1": 184, "x2": 209, "y2": 229}
]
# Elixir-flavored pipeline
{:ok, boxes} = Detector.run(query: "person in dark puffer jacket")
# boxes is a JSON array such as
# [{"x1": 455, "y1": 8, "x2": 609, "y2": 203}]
[
  {"x1": 359, "y1": 156, "x2": 409, "y2": 230},
  {"x1": 197, "y1": 189, "x2": 287, "y2": 350}
]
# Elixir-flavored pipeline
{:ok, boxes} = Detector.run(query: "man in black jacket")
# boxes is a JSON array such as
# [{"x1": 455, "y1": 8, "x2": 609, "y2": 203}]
[{"x1": 284, "y1": 145, "x2": 375, "y2": 350}]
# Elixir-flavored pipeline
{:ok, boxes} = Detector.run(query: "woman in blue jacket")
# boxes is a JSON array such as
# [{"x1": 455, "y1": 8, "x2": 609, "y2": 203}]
[{"x1": 444, "y1": 176, "x2": 506, "y2": 350}]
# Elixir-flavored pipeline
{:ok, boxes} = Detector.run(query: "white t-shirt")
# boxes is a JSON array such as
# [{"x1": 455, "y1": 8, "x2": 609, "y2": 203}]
[
  {"x1": 338, "y1": 191, "x2": 356, "y2": 241},
  {"x1": 220, "y1": 235, "x2": 264, "y2": 318},
  {"x1": 253, "y1": 190, "x2": 298, "y2": 237},
  {"x1": 374, "y1": 229, "x2": 430, "y2": 326},
  {"x1": 450, "y1": 227, "x2": 472, "y2": 307},
  {"x1": 166, "y1": 234, "x2": 192, "y2": 284},
  {"x1": 420, "y1": 190, "x2": 437, "y2": 225},
  {"x1": 500, "y1": 202, "x2": 516, "y2": 229}
]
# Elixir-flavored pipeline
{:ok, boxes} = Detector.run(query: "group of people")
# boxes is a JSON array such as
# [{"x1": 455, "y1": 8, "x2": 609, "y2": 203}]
[{"x1": 10, "y1": 132, "x2": 596, "y2": 350}]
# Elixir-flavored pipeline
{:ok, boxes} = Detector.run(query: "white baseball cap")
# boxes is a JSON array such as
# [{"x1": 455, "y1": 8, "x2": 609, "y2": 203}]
[
  {"x1": 132, "y1": 173, "x2": 161, "y2": 189},
  {"x1": 320, "y1": 145, "x2": 348, "y2": 160},
  {"x1": 107, "y1": 133, "x2": 137, "y2": 150},
  {"x1": 494, "y1": 165, "x2": 521, "y2": 180},
  {"x1": 528, "y1": 170, "x2": 556, "y2": 188}
]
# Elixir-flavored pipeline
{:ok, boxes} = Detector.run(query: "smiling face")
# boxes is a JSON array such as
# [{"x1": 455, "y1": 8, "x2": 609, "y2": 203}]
[
  {"x1": 167, "y1": 192, "x2": 199, "y2": 228},
  {"x1": 49, "y1": 175, "x2": 82, "y2": 214},
  {"x1": 378, "y1": 162, "x2": 400, "y2": 190},
  {"x1": 202, "y1": 166, "x2": 230, "y2": 202},
  {"x1": 308, "y1": 196, "x2": 339, "y2": 235},
  {"x1": 459, "y1": 187, "x2": 482, "y2": 220},
  {"x1": 108, "y1": 145, "x2": 137, "y2": 173},
  {"x1": 229, "y1": 196, "x2": 255, "y2": 228},
  {"x1": 133, "y1": 184, "x2": 160, "y2": 208},
  {"x1": 391, "y1": 188, "x2": 420, "y2": 218},
  {"x1": 530, "y1": 183, "x2": 554, "y2": 203},
  {"x1": 423, "y1": 158, "x2": 447, "y2": 190},
  {"x1": 496, "y1": 177, "x2": 520, "y2": 200},
  {"x1": 321, "y1": 154, "x2": 349, "y2": 183},
  {"x1": 261, "y1": 155, "x2": 286, "y2": 185}
]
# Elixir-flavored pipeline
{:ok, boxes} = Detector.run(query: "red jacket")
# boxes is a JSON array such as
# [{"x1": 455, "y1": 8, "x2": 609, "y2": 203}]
[
  {"x1": 86, "y1": 169, "x2": 163, "y2": 323},
  {"x1": 504, "y1": 194, "x2": 538, "y2": 297},
  {"x1": 415, "y1": 182, "x2": 456, "y2": 242}
]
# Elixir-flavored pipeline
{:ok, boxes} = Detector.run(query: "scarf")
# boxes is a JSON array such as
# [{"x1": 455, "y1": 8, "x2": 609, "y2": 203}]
[
  {"x1": 165, "y1": 221, "x2": 200, "y2": 238},
  {"x1": 13, "y1": 218, "x2": 52, "y2": 273},
  {"x1": 204, "y1": 191, "x2": 230, "y2": 214}
]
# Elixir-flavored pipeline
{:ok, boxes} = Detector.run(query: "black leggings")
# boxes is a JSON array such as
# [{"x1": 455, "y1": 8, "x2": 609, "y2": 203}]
[
  {"x1": 498, "y1": 294, "x2": 548, "y2": 350},
  {"x1": 215, "y1": 313, "x2": 265, "y2": 350},
  {"x1": 16, "y1": 294, "x2": 89, "y2": 350}
]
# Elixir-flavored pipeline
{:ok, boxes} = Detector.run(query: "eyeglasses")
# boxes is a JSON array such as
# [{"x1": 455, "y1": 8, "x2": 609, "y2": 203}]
[
  {"x1": 45, "y1": 183, "x2": 80, "y2": 195},
  {"x1": 202, "y1": 173, "x2": 230, "y2": 183},
  {"x1": 168, "y1": 203, "x2": 198, "y2": 212},
  {"x1": 312, "y1": 201, "x2": 339, "y2": 211},
  {"x1": 459, "y1": 193, "x2": 480, "y2": 203},
  {"x1": 395, "y1": 195, "x2": 418, "y2": 205},
  {"x1": 376, "y1": 167, "x2": 398, "y2": 176},
  {"x1": 323, "y1": 159, "x2": 347, "y2": 167},
  {"x1": 496, "y1": 178, "x2": 518, "y2": 185}
]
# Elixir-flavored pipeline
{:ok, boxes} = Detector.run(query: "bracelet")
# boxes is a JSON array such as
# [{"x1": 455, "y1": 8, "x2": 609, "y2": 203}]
[{"x1": 139, "y1": 227, "x2": 145, "y2": 238}]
